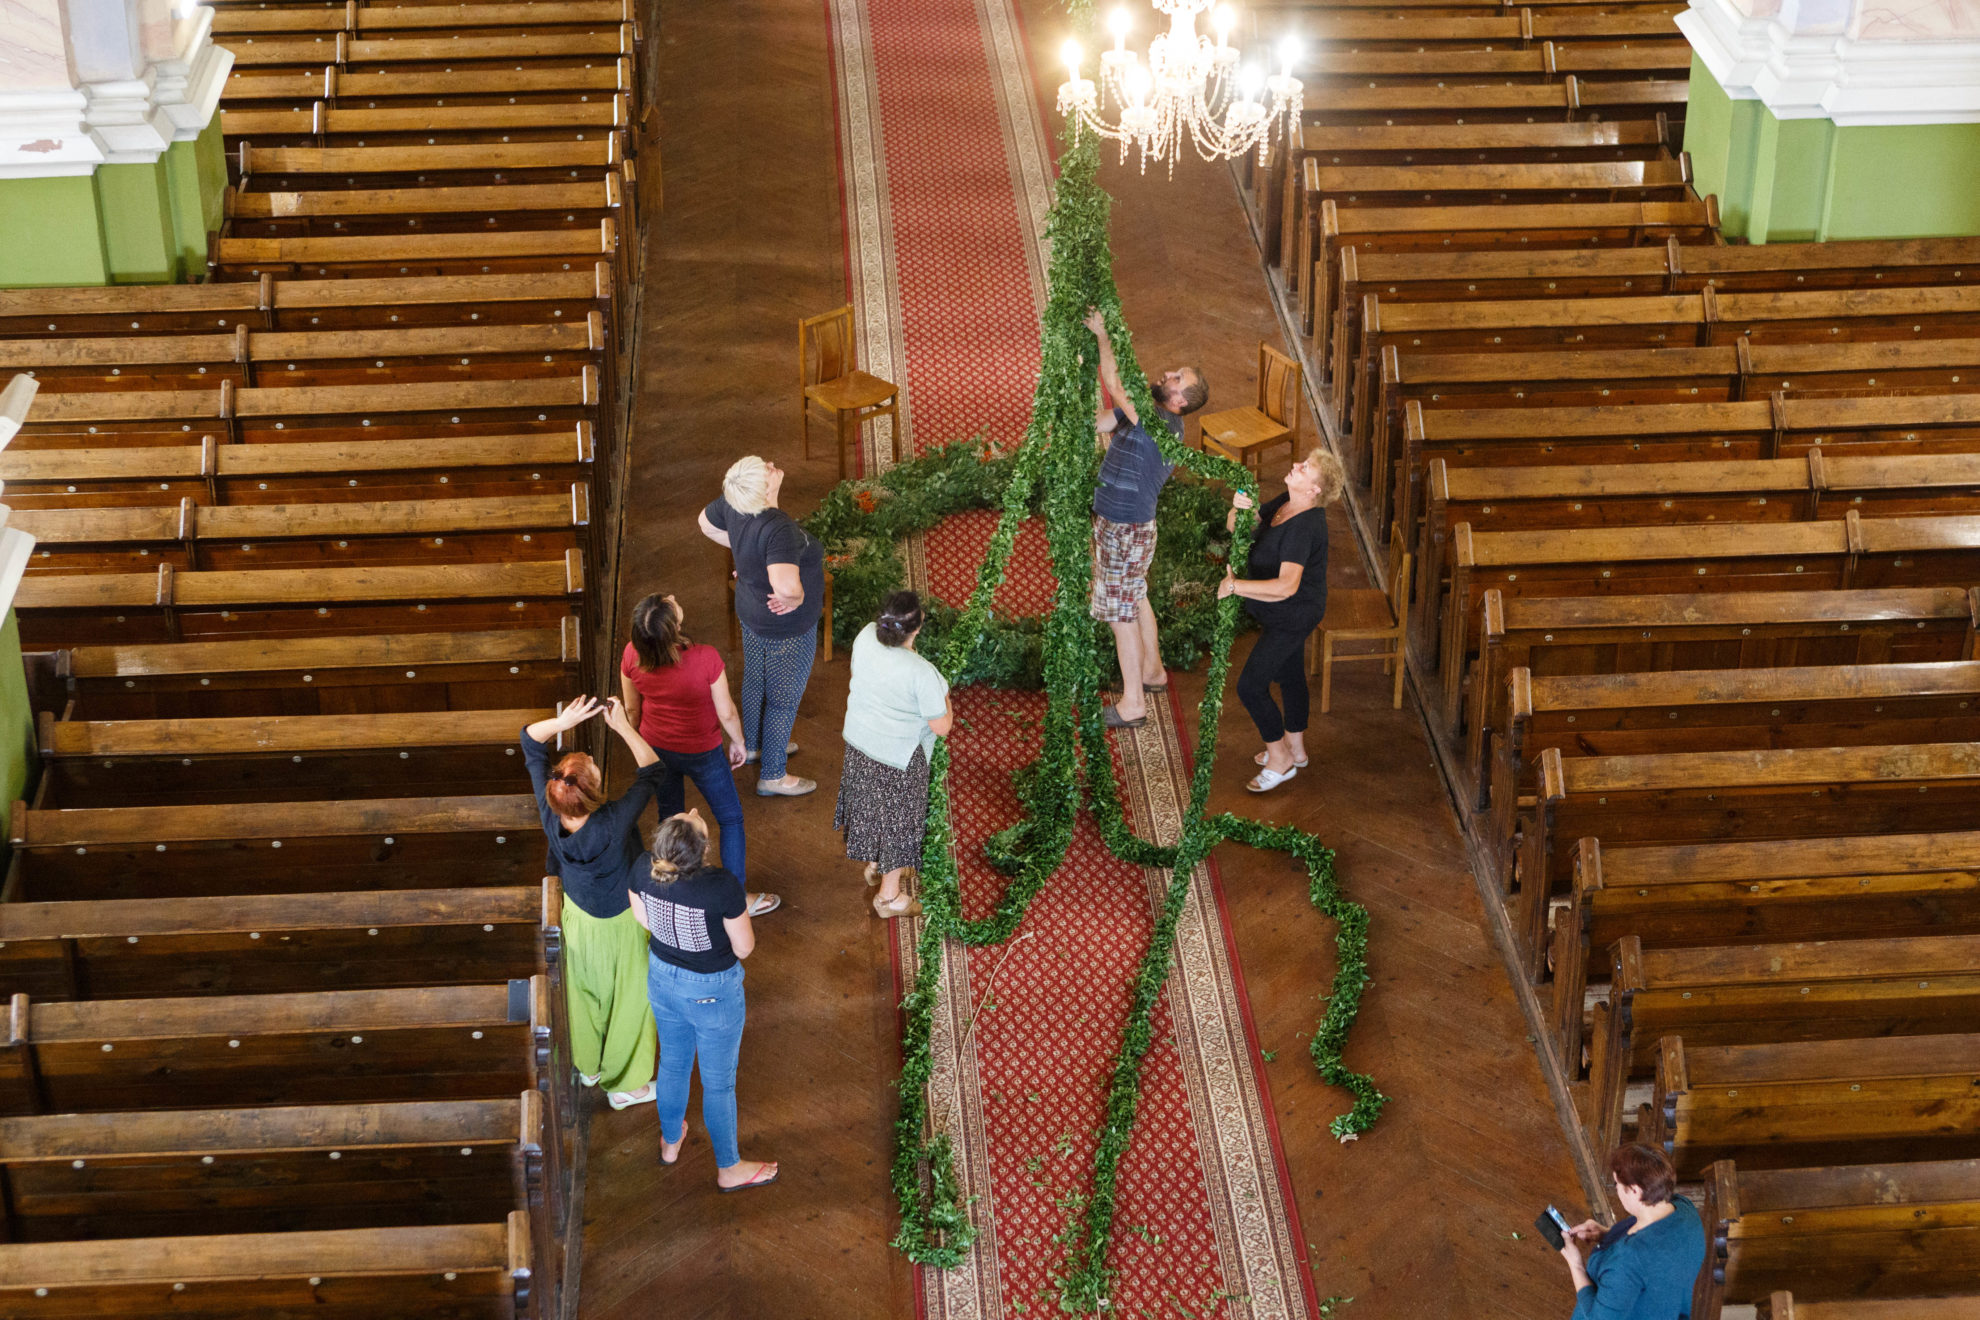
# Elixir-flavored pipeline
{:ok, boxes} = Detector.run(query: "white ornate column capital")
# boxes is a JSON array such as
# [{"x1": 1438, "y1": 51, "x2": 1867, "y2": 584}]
[{"x1": 1681, "y1": 0, "x2": 1980, "y2": 124}]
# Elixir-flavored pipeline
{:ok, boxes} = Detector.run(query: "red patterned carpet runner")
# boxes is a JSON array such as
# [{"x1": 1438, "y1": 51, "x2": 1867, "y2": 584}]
[{"x1": 825, "y1": 0, "x2": 1318, "y2": 1313}]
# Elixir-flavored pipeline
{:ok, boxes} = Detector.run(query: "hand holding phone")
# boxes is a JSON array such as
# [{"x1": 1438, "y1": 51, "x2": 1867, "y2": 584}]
[{"x1": 1533, "y1": 1204, "x2": 1573, "y2": 1251}]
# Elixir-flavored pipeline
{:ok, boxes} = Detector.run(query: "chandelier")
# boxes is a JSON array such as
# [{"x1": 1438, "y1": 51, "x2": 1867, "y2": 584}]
[{"x1": 1057, "y1": 2, "x2": 1302, "y2": 174}]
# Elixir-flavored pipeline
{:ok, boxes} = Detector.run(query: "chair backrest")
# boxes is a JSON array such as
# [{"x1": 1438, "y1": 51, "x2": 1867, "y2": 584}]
[
  {"x1": 799, "y1": 304, "x2": 857, "y2": 390},
  {"x1": 1384, "y1": 528, "x2": 1411, "y2": 625},
  {"x1": 1257, "y1": 343, "x2": 1302, "y2": 429}
]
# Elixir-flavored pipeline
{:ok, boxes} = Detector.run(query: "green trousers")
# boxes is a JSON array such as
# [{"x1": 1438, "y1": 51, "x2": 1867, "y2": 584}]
[{"x1": 561, "y1": 898, "x2": 656, "y2": 1093}]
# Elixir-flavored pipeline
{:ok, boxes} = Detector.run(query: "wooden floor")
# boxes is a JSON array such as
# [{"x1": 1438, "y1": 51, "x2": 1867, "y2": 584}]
[{"x1": 575, "y1": 0, "x2": 1586, "y2": 1313}]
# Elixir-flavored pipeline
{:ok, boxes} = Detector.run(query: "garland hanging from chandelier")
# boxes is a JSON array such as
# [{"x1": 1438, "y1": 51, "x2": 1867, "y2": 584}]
[{"x1": 875, "y1": 1, "x2": 1382, "y2": 1311}]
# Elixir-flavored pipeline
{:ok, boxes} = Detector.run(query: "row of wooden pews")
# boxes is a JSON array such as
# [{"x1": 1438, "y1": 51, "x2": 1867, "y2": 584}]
[
  {"x1": 0, "y1": 0, "x2": 654, "y2": 1313},
  {"x1": 1243, "y1": 0, "x2": 1980, "y2": 1313}
]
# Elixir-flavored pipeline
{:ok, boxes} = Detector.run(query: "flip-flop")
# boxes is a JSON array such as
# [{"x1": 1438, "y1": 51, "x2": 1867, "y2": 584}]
[
  {"x1": 717, "y1": 1162, "x2": 780, "y2": 1194},
  {"x1": 1254, "y1": 750, "x2": 1310, "y2": 768},
  {"x1": 1101, "y1": 705, "x2": 1147, "y2": 730},
  {"x1": 747, "y1": 893, "x2": 782, "y2": 917},
  {"x1": 658, "y1": 1126, "x2": 689, "y2": 1166},
  {"x1": 1247, "y1": 765, "x2": 1298, "y2": 793}
]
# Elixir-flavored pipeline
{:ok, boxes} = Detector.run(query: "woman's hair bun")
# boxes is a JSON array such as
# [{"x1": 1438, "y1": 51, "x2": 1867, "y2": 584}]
[{"x1": 874, "y1": 589, "x2": 924, "y2": 647}]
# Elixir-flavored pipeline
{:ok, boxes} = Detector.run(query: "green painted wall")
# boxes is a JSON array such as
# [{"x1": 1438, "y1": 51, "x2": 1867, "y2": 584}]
[
  {"x1": 0, "y1": 612, "x2": 35, "y2": 840},
  {"x1": 0, "y1": 176, "x2": 112, "y2": 286},
  {"x1": 1684, "y1": 54, "x2": 1980, "y2": 242},
  {"x1": 0, "y1": 119, "x2": 229, "y2": 287}
]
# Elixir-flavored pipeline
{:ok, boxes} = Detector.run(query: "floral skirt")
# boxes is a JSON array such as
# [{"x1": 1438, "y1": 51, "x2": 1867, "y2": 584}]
[{"x1": 834, "y1": 742, "x2": 931, "y2": 874}]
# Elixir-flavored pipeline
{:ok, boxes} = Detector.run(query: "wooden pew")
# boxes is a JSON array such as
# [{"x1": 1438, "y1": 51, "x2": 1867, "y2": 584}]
[
  {"x1": 1369, "y1": 338, "x2": 1980, "y2": 483},
  {"x1": 1441, "y1": 513, "x2": 1980, "y2": 727},
  {"x1": 210, "y1": 0, "x2": 633, "y2": 37},
  {"x1": 0, "y1": 268, "x2": 614, "y2": 338},
  {"x1": 0, "y1": 1213, "x2": 537, "y2": 1318},
  {"x1": 1394, "y1": 392, "x2": 1980, "y2": 555},
  {"x1": 1698, "y1": 1160, "x2": 1980, "y2": 1318},
  {"x1": 1349, "y1": 285, "x2": 1980, "y2": 459},
  {"x1": 1582, "y1": 935, "x2": 1980, "y2": 1161},
  {"x1": 1759, "y1": 1294, "x2": 1980, "y2": 1319},
  {"x1": 13, "y1": 554, "x2": 585, "y2": 646},
  {"x1": 224, "y1": 176, "x2": 623, "y2": 237},
  {"x1": 50, "y1": 621, "x2": 580, "y2": 719},
  {"x1": 1464, "y1": 587, "x2": 1980, "y2": 791},
  {"x1": 7, "y1": 793, "x2": 544, "y2": 901},
  {"x1": 1554, "y1": 833, "x2": 1980, "y2": 1131},
  {"x1": 1514, "y1": 741, "x2": 1980, "y2": 977},
  {"x1": 330, "y1": 61, "x2": 632, "y2": 104},
  {"x1": 0, "y1": 427, "x2": 595, "y2": 509},
  {"x1": 35, "y1": 707, "x2": 552, "y2": 806},
  {"x1": 210, "y1": 221, "x2": 621, "y2": 283},
  {"x1": 12, "y1": 489, "x2": 590, "y2": 574},
  {"x1": 221, "y1": 97, "x2": 630, "y2": 150},
  {"x1": 0, "y1": 977, "x2": 554, "y2": 1113},
  {"x1": 1419, "y1": 453, "x2": 1980, "y2": 647},
  {"x1": 1489, "y1": 658, "x2": 1980, "y2": 867},
  {"x1": 1258, "y1": 118, "x2": 1675, "y2": 261},
  {"x1": 0, "y1": 1093, "x2": 543, "y2": 1239},
  {"x1": 1327, "y1": 237, "x2": 1980, "y2": 432},
  {"x1": 9, "y1": 370, "x2": 599, "y2": 447},
  {"x1": 0, "y1": 881, "x2": 555, "y2": 999},
  {"x1": 236, "y1": 139, "x2": 624, "y2": 189},
  {"x1": 1303, "y1": 197, "x2": 1720, "y2": 368},
  {"x1": 1648, "y1": 1032, "x2": 1980, "y2": 1175}
]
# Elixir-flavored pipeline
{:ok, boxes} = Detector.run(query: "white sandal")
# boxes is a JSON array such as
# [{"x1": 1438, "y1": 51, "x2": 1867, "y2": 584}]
[
  {"x1": 1254, "y1": 750, "x2": 1310, "y2": 768},
  {"x1": 1247, "y1": 765, "x2": 1298, "y2": 793}
]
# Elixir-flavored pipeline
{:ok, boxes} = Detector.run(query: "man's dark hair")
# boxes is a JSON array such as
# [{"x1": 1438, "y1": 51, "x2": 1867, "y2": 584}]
[{"x1": 1172, "y1": 367, "x2": 1209, "y2": 415}]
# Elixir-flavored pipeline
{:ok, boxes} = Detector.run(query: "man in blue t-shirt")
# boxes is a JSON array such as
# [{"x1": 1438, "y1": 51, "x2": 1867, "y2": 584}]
[{"x1": 1083, "y1": 307, "x2": 1209, "y2": 729}]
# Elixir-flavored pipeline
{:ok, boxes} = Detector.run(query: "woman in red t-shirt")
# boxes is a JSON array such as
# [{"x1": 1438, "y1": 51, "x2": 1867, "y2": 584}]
[{"x1": 620, "y1": 592, "x2": 770, "y2": 911}]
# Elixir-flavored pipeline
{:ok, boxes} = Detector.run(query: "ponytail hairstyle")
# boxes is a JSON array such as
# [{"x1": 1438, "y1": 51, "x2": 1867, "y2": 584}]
[
  {"x1": 647, "y1": 813, "x2": 711, "y2": 883},
  {"x1": 544, "y1": 752, "x2": 604, "y2": 818},
  {"x1": 629, "y1": 592, "x2": 687, "y2": 670},
  {"x1": 874, "y1": 590, "x2": 924, "y2": 648}
]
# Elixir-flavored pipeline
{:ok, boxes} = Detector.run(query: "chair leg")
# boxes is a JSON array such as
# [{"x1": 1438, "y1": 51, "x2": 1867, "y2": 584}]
[
  {"x1": 1305, "y1": 628, "x2": 1320, "y2": 677},
  {"x1": 837, "y1": 408, "x2": 850, "y2": 481},
  {"x1": 887, "y1": 399, "x2": 901, "y2": 463},
  {"x1": 1390, "y1": 637, "x2": 1407, "y2": 709},
  {"x1": 1319, "y1": 636, "x2": 1335, "y2": 715},
  {"x1": 800, "y1": 398, "x2": 811, "y2": 460}
]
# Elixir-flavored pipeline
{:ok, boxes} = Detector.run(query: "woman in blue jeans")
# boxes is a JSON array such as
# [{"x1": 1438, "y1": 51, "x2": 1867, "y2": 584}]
[
  {"x1": 620, "y1": 591, "x2": 778, "y2": 917},
  {"x1": 626, "y1": 809, "x2": 778, "y2": 1193}
]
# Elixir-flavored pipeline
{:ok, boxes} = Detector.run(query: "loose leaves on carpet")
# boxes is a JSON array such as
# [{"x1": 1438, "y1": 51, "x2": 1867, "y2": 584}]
[{"x1": 857, "y1": 7, "x2": 1387, "y2": 1307}]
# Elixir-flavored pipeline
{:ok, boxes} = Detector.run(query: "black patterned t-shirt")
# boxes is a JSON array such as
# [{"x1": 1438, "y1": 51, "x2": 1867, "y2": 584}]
[{"x1": 627, "y1": 861, "x2": 748, "y2": 973}]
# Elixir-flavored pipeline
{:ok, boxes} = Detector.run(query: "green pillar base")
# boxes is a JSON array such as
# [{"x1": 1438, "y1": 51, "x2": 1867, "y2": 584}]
[
  {"x1": 0, "y1": 117, "x2": 227, "y2": 287},
  {"x1": 1684, "y1": 54, "x2": 1980, "y2": 243}
]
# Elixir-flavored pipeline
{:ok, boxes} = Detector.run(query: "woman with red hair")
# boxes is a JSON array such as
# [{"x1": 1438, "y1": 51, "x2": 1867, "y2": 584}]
[
  {"x1": 1557, "y1": 1142, "x2": 1706, "y2": 1319},
  {"x1": 523, "y1": 695, "x2": 667, "y2": 1111}
]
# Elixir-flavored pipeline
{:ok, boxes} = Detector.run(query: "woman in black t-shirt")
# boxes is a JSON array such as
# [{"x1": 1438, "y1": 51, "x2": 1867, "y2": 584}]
[
  {"x1": 627, "y1": 809, "x2": 779, "y2": 1193},
  {"x1": 696, "y1": 454, "x2": 824, "y2": 799},
  {"x1": 1217, "y1": 448, "x2": 1345, "y2": 793}
]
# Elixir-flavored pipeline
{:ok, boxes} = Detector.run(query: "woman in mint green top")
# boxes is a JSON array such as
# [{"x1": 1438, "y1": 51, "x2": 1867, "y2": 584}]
[
  {"x1": 1561, "y1": 1143, "x2": 1707, "y2": 1320},
  {"x1": 834, "y1": 591, "x2": 953, "y2": 918}
]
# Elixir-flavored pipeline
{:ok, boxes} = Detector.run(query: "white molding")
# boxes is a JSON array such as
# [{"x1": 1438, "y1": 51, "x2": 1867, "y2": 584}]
[
  {"x1": 1682, "y1": 0, "x2": 1980, "y2": 125},
  {"x1": 0, "y1": 87, "x2": 111, "y2": 179},
  {"x1": 155, "y1": 7, "x2": 232, "y2": 142},
  {"x1": 0, "y1": 526, "x2": 38, "y2": 627},
  {"x1": 82, "y1": 73, "x2": 179, "y2": 163}
]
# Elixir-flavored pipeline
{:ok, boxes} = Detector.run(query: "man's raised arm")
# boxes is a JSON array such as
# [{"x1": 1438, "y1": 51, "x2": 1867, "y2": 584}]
[{"x1": 1083, "y1": 307, "x2": 1137, "y2": 426}]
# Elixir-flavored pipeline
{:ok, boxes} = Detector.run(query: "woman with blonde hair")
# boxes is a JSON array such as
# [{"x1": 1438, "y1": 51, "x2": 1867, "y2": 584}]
[
  {"x1": 522, "y1": 695, "x2": 665, "y2": 1110},
  {"x1": 627, "y1": 809, "x2": 778, "y2": 1192},
  {"x1": 696, "y1": 455, "x2": 825, "y2": 798},
  {"x1": 1217, "y1": 447, "x2": 1346, "y2": 793}
]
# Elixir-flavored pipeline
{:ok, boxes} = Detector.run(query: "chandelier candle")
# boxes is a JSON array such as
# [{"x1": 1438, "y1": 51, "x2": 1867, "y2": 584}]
[{"x1": 1057, "y1": 1, "x2": 1302, "y2": 173}]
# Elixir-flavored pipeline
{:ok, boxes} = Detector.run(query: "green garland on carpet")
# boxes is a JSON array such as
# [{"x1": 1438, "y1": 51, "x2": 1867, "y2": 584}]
[
  {"x1": 802, "y1": 435, "x2": 1242, "y2": 688},
  {"x1": 869, "y1": 5, "x2": 1388, "y2": 1306}
]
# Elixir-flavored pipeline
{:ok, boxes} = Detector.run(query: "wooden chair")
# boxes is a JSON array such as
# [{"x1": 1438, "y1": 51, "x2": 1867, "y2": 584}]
[
  {"x1": 1307, "y1": 529, "x2": 1409, "y2": 712},
  {"x1": 1197, "y1": 342, "x2": 1302, "y2": 476},
  {"x1": 799, "y1": 304, "x2": 899, "y2": 479}
]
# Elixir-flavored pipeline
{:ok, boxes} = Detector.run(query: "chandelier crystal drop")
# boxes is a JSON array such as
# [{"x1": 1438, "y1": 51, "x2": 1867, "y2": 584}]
[{"x1": 1057, "y1": 2, "x2": 1302, "y2": 175}]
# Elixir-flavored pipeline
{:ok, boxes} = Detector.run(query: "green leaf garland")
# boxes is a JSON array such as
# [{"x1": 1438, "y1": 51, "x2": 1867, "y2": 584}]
[{"x1": 859, "y1": 7, "x2": 1388, "y2": 1306}]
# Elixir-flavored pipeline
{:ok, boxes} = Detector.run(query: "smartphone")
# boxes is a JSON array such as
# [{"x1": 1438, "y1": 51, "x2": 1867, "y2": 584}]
[{"x1": 1533, "y1": 1204, "x2": 1571, "y2": 1250}]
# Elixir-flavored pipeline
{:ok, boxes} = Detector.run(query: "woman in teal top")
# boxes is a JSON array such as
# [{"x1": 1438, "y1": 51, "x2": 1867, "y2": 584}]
[
  {"x1": 834, "y1": 591, "x2": 953, "y2": 919},
  {"x1": 1561, "y1": 1143, "x2": 1707, "y2": 1320}
]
